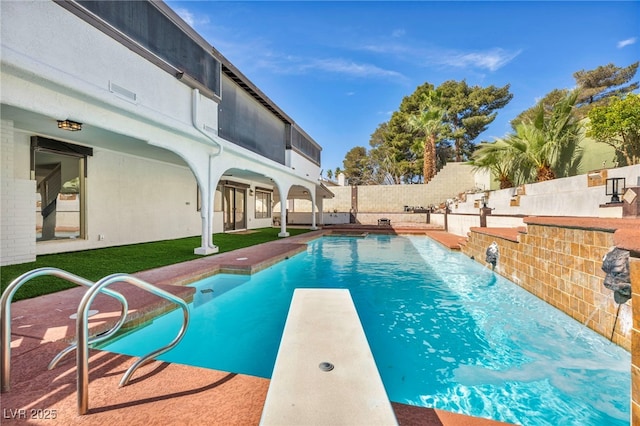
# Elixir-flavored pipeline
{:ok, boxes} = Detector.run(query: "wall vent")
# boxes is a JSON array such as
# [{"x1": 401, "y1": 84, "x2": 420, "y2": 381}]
[{"x1": 109, "y1": 81, "x2": 137, "y2": 103}]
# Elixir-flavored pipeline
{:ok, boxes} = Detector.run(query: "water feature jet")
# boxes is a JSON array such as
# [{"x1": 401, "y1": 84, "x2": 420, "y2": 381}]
[
  {"x1": 601, "y1": 246, "x2": 631, "y2": 341},
  {"x1": 601, "y1": 247, "x2": 631, "y2": 304},
  {"x1": 485, "y1": 241, "x2": 499, "y2": 271}
]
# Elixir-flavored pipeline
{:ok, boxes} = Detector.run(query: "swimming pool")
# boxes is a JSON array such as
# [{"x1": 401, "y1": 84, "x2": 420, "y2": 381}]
[{"x1": 100, "y1": 235, "x2": 630, "y2": 425}]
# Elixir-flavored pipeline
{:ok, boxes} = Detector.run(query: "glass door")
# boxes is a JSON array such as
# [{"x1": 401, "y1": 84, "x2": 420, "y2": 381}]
[
  {"x1": 223, "y1": 186, "x2": 246, "y2": 231},
  {"x1": 235, "y1": 188, "x2": 246, "y2": 230}
]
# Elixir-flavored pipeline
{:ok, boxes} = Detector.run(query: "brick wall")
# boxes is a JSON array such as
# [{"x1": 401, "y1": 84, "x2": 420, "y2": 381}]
[
  {"x1": 462, "y1": 224, "x2": 632, "y2": 351},
  {"x1": 1, "y1": 120, "x2": 37, "y2": 266}
]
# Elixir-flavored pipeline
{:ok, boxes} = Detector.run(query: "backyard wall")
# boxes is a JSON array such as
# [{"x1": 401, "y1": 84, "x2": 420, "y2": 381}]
[
  {"x1": 462, "y1": 217, "x2": 637, "y2": 351},
  {"x1": 428, "y1": 164, "x2": 640, "y2": 238},
  {"x1": 454, "y1": 164, "x2": 640, "y2": 217},
  {"x1": 321, "y1": 163, "x2": 478, "y2": 214}
]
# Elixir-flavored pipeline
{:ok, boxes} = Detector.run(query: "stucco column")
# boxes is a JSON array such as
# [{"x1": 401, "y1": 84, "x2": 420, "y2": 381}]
[
  {"x1": 194, "y1": 186, "x2": 217, "y2": 255},
  {"x1": 317, "y1": 194, "x2": 324, "y2": 226},
  {"x1": 310, "y1": 188, "x2": 318, "y2": 230},
  {"x1": 194, "y1": 155, "x2": 223, "y2": 255},
  {"x1": 275, "y1": 181, "x2": 290, "y2": 237}
]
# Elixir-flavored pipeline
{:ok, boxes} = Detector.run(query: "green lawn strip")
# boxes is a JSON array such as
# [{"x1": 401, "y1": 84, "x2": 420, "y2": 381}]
[{"x1": 1, "y1": 228, "x2": 310, "y2": 302}]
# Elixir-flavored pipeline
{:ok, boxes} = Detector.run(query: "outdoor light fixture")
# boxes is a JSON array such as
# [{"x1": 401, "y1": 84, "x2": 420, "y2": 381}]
[
  {"x1": 57, "y1": 119, "x2": 82, "y2": 131},
  {"x1": 605, "y1": 177, "x2": 625, "y2": 204}
]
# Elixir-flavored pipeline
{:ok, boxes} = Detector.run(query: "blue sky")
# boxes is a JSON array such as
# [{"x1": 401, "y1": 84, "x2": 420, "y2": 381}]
[{"x1": 166, "y1": 1, "x2": 639, "y2": 175}]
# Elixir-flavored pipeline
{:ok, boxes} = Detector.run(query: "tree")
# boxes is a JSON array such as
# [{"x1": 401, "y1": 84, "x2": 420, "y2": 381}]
[
  {"x1": 360, "y1": 80, "x2": 512, "y2": 183},
  {"x1": 587, "y1": 93, "x2": 640, "y2": 166},
  {"x1": 515, "y1": 62, "x2": 639, "y2": 125},
  {"x1": 469, "y1": 139, "x2": 515, "y2": 189},
  {"x1": 473, "y1": 91, "x2": 584, "y2": 185},
  {"x1": 508, "y1": 91, "x2": 584, "y2": 183},
  {"x1": 384, "y1": 82, "x2": 434, "y2": 183},
  {"x1": 343, "y1": 147, "x2": 373, "y2": 185},
  {"x1": 437, "y1": 80, "x2": 513, "y2": 162},
  {"x1": 511, "y1": 89, "x2": 568, "y2": 129},
  {"x1": 573, "y1": 62, "x2": 639, "y2": 118},
  {"x1": 407, "y1": 90, "x2": 446, "y2": 183},
  {"x1": 368, "y1": 122, "x2": 403, "y2": 184},
  {"x1": 326, "y1": 169, "x2": 333, "y2": 181}
]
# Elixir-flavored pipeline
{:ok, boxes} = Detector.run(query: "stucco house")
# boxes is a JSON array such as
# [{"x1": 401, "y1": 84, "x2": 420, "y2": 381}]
[{"x1": 1, "y1": 0, "x2": 332, "y2": 266}]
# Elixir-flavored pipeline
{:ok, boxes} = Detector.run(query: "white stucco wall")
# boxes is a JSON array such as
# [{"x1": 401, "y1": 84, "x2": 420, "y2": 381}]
[
  {"x1": 36, "y1": 147, "x2": 203, "y2": 255},
  {"x1": 1, "y1": 1, "x2": 219, "y2": 138},
  {"x1": 452, "y1": 164, "x2": 640, "y2": 217},
  {"x1": 287, "y1": 150, "x2": 321, "y2": 182}
]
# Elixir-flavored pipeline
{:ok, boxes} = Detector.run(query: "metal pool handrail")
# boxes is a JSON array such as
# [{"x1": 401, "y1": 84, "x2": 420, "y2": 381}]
[
  {"x1": 76, "y1": 273, "x2": 190, "y2": 415},
  {"x1": 1, "y1": 267, "x2": 128, "y2": 393}
]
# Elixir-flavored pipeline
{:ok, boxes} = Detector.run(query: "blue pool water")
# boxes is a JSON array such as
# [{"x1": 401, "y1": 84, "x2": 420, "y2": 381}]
[{"x1": 100, "y1": 235, "x2": 630, "y2": 425}]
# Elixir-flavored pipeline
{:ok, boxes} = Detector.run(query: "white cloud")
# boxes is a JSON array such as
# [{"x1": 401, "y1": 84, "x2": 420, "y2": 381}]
[
  {"x1": 391, "y1": 29, "x2": 406, "y2": 38},
  {"x1": 434, "y1": 48, "x2": 522, "y2": 72},
  {"x1": 346, "y1": 91, "x2": 355, "y2": 96},
  {"x1": 303, "y1": 58, "x2": 405, "y2": 79},
  {"x1": 253, "y1": 53, "x2": 405, "y2": 81},
  {"x1": 617, "y1": 37, "x2": 637, "y2": 49},
  {"x1": 361, "y1": 42, "x2": 413, "y2": 55},
  {"x1": 357, "y1": 41, "x2": 521, "y2": 72},
  {"x1": 173, "y1": 7, "x2": 210, "y2": 28}
]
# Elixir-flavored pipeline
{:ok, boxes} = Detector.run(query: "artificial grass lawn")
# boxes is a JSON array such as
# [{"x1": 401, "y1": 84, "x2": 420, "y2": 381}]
[{"x1": 1, "y1": 228, "x2": 311, "y2": 302}]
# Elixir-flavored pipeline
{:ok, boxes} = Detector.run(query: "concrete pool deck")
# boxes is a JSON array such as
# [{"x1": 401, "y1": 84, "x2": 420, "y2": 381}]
[{"x1": 2, "y1": 227, "x2": 509, "y2": 425}]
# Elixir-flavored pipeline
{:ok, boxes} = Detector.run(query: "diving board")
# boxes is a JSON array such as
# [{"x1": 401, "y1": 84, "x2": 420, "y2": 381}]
[{"x1": 260, "y1": 288, "x2": 397, "y2": 425}]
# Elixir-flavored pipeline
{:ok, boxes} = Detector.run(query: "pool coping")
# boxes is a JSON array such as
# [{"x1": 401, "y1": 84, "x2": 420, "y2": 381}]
[{"x1": 3, "y1": 227, "x2": 510, "y2": 425}]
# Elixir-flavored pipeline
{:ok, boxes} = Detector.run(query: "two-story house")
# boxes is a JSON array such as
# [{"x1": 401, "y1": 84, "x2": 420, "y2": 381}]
[{"x1": 1, "y1": 0, "x2": 332, "y2": 266}]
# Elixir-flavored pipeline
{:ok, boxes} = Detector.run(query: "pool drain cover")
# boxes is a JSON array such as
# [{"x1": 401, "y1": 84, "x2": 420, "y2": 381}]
[{"x1": 319, "y1": 362, "x2": 334, "y2": 372}]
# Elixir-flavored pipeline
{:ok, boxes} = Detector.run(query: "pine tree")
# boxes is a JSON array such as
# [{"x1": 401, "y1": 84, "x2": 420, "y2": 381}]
[{"x1": 573, "y1": 62, "x2": 639, "y2": 118}]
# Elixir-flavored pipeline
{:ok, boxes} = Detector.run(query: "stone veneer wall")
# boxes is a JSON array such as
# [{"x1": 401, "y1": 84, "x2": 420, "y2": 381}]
[{"x1": 462, "y1": 223, "x2": 632, "y2": 350}]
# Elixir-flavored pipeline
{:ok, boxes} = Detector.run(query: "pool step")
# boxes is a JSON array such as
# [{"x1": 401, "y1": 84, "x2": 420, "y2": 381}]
[{"x1": 260, "y1": 288, "x2": 398, "y2": 425}]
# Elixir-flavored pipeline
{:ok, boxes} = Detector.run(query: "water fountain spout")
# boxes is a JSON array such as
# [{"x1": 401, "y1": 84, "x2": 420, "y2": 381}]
[
  {"x1": 485, "y1": 241, "x2": 499, "y2": 271},
  {"x1": 601, "y1": 247, "x2": 631, "y2": 342},
  {"x1": 601, "y1": 247, "x2": 631, "y2": 304}
]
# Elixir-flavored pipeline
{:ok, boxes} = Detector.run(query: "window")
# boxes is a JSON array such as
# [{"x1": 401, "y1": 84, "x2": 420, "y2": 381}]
[{"x1": 255, "y1": 190, "x2": 272, "y2": 219}]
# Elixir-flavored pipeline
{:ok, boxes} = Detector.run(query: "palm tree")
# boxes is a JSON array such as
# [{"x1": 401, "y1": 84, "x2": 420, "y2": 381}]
[
  {"x1": 472, "y1": 90, "x2": 584, "y2": 186},
  {"x1": 509, "y1": 90, "x2": 583, "y2": 183},
  {"x1": 326, "y1": 169, "x2": 333, "y2": 181},
  {"x1": 407, "y1": 90, "x2": 446, "y2": 183},
  {"x1": 470, "y1": 139, "x2": 515, "y2": 189}
]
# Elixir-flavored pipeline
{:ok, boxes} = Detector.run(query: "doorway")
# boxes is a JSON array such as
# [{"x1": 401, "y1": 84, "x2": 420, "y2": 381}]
[
  {"x1": 31, "y1": 137, "x2": 91, "y2": 241},
  {"x1": 223, "y1": 186, "x2": 246, "y2": 231}
]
